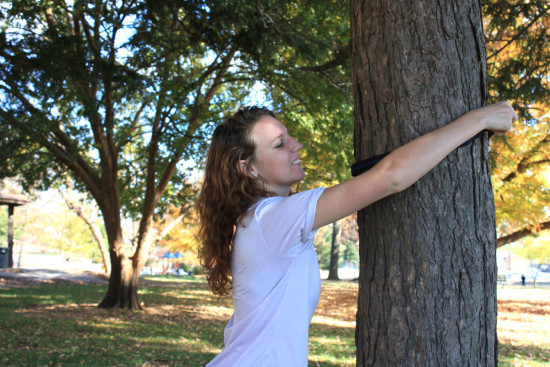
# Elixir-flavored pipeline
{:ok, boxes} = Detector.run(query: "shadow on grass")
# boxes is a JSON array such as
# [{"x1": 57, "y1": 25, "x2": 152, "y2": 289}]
[
  {"x1": 498, "y1": 299, "x2": 549, "y2": 316},
  {"x1": 499, "y1": 342, "x2": 550, "y2": 366},
  {"x1": 0, "y1": 281, "x2": 227, "y2": 367},
  {"x1": 0, "y1": 277, "x2": 363, "y2": 366},
  {"x1": 309, "y1": 321, "x2": 355, "y2": 366}
]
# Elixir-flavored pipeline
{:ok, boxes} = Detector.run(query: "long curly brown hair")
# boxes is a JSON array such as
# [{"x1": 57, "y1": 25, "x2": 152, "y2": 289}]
[{"x1": 196, "y1": 106, "x2": 276, "y2": 296}]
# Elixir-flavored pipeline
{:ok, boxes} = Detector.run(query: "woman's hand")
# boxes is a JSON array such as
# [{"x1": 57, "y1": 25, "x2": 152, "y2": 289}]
[{"x1": 472, "y1": 101, "x2": 518, "y2": 135}]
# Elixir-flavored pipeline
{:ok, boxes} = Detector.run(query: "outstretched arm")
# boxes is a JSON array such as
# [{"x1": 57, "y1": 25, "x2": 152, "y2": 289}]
[{"x1": 313, "y1": 101, "x2": 517, "y2": 230}]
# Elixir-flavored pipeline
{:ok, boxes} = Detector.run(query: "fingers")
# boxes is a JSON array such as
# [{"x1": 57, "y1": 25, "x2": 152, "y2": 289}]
[
  {"x1": 492, "y1": 129, "x2": 509, "y2": 136},
  {"x1": 504, "y1": 101, "x2": 518, "y2": 126},
  {"x1": 483, "y1": 101, "x2": 516, "y2": 135},
  {"x1": 503, "y1": 101, "x2": 517, "y2": 121}
]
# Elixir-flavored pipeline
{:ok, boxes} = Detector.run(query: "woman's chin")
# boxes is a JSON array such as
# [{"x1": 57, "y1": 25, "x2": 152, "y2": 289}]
[{"x1": 295, "y1": 171, "x2": 306, "y2": 182}]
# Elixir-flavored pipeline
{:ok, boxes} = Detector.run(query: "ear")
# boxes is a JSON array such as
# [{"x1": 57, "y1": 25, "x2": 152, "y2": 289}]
[{"x1": 239, "y1": 159, "x2": 258, "y2": 178}]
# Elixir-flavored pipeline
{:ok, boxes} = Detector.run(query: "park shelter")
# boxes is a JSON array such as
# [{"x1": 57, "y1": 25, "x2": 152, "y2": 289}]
[{"x1": 0, "y1": 191, "x2": 29, "y2": 268}]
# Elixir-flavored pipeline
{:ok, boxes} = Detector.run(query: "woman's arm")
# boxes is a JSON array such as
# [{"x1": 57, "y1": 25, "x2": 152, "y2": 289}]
[{"x1": 313, "y1": 101, "x2": 517, "y2": 230}]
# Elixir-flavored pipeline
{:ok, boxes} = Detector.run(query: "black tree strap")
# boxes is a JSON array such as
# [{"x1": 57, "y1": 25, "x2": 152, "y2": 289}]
[{"x1": 350, "y1": 130, "x2": 494, "y2": 177}]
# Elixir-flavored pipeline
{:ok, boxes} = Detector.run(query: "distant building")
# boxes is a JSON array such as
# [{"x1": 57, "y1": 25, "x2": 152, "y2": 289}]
[{"x1": 496, "y1": 248, "x2": 531, "y2": 273}]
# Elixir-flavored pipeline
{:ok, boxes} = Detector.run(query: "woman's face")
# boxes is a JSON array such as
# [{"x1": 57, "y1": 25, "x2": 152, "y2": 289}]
[{"x1": 246, "y1": 116, "x2": 304, "y2": 196}]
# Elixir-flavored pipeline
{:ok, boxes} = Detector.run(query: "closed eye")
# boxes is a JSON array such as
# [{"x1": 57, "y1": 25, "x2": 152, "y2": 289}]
[{"x1": 275, "y1": 140, "x2": 284, "y2": 148}]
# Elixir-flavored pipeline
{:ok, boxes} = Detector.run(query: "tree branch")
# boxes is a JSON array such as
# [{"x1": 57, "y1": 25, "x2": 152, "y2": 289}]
[
  {"x1": 487, "y1": 5, "x2": 550, "y2": 61},
  {"x1": 0, "y1": 109, "x2": 102, "y2": 200},
  {"x1": 44, "y1": 7, "x2": 59, "y2": 39},
  {"x1": 116, "y1": 102, "x2": 147, "y2": 152},
  {"x1": 202, "y1": 48, "x2": 237, "y2": 105},
  {"x1": 299, "y1": 41, "x2": 351, "y2": 72},
  {"x1": 501, "y1": 134, "x2": 549, "y2": 182},
  {"x1": 187, "y1": 47, "x2": 236, "y2": 126},
  {"x1": 58, "y1": 185, "x2": 110, "y2": 274},
  {"x1": 153, "y1": 48, "x2": 238, "y2": 202},
  {"x1": 2, "y1": 77, "x2": 100, "y2": 184},
  {"x1": 497, "y1": 220, "x2": 550, "y2": 248}
]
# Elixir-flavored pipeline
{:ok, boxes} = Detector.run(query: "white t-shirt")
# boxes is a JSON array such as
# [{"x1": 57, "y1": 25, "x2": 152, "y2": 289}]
[{"x1": 206, "y1": 187, "x2": 326, "y2": 367}]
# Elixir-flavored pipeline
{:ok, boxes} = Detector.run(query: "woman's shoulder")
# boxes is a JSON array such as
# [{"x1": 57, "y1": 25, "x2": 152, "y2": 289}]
[{"x1": 253, "y1": 187, "x2": 326, "y2": 216}]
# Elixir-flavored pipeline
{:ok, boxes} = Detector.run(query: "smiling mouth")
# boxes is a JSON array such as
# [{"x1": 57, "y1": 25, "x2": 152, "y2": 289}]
[{"x1": 292, "y1": 158, "x2": 301, "y2": 165}]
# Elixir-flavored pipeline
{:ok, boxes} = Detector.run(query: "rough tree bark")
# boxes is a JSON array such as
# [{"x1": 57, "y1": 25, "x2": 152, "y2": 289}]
[
  {"x1": 350, "y1": 1, "x2": 498, "y2": 366},
  {"x1": 95, "y1": 191, "x2": 154, "y2": 310}
]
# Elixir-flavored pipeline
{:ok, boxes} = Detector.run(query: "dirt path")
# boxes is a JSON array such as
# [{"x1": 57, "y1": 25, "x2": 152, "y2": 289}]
[{"x1": 0, "y1": 267, "x2": 107, "y2": 288}]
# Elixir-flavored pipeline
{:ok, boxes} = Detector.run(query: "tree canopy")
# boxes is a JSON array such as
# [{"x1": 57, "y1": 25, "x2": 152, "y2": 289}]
[
  {"x1": 483, "y1": 0, "x2": 550, "y2": 246},
  {"x1": 0, "y1": 0, "x2": 351, "y2": 308},
  {"x1": 0, "y1": 0, "x2": 352, "y2": 205}
]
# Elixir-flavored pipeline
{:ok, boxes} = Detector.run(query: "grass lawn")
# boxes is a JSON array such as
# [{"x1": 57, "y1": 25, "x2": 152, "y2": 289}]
[
  {"x1": 0, "y1": 275, "x2": 548, "y2": 366},
  {"x1": 496, "y1": 286, "x2": 550, "y2": 367}
]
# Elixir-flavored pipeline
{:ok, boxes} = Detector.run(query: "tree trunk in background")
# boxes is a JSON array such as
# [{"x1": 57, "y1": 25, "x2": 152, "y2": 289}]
[
  {"x1": 7, "y1": 205, "x2": 14, "y2": 268},
  {"x1": 97, "y1": 191, "x2": 155, "y2": 310},
  {"x1": 97, "y1": 193, "x2": 144, "y2": 310},
  {"x1": 59, "y1": 188, "x2": 111, "y2": 275},
  {"x1": 97, "y1": 231, "x2": 149, "y2": 310},
  {"x1": 17, "y1": 240, "x2": 23, "y2": 268},
  {"x1": 350, "y1": 1, "x2": 498, "y2": 366},
  {"x1": 98, "y1": 242, "x2": 140, "y2": 309},
  {"x1": 88, "y1": 221, "x2": 111, "y2": 275},
  {"x1": 328, "y1": 220, "x2": 342, "y2": 280}
]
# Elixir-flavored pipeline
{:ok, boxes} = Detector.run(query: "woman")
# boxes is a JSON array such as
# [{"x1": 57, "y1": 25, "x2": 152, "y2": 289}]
[{"x1": 196, "y1": 103, "x2": 516, "y2": 366}]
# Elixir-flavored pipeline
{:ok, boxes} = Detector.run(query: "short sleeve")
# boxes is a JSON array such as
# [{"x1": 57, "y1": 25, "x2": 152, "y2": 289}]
[{"x1": 252, "y1": 187, "x2": 326, "y2": 256}]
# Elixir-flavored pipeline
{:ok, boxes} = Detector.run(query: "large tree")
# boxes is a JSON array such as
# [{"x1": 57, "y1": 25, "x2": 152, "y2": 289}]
[
  {"x1": 0, "y1": 0, "x2": 246, "y2": 309},
  {"x1": 351, "y1": 0, "x2": 498, "y2": 365},
  {"x1": 0, "y1": 0, "x2": 351, "y2": 309},
  {"x1": 483, "y1": 0, "x2": 550, "y2": 247}
]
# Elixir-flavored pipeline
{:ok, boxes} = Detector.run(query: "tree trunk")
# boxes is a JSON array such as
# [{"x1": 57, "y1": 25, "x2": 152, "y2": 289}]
[
  {"x1": 350, "y1": 1, "x2": 498, "y2": 366},
  {"x1": 17, "y1": 239, "x2": 23, "y2": 268},
  {"x1": 97, "y1": 235, "x2": 149, "y2": 310},
  {"x1": 97, "y1": 198, "x2": 155, "y2": 310},
  {"x1": 89, "y1": 220, "x2": 111, "y2": 275},
  {"x1": 97, "y1": 195, "x2": 144, "y2": 310},
  {"x1": 7, "y1": 205, "x2": 14, "y2": 268},
  {"x1": 328, "y1": 220, "x2": 342, "y2": 280},
  {"x1": 98, "y1": 244, "x2": 142, "y2": 310}
]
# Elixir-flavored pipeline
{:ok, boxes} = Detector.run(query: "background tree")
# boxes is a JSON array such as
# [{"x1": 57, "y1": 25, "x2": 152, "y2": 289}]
[
  {"x1": 492, "y1": 114, "x2": 550, "y2": 248},
  {"x1": 0, "y1": 0, "x2": 251, "y2": 309},
  {"x1": 351, "y1": 1, "x2": 498, "y2": 365},
  {"x1": 152, "y1": 197, "x2": 198, "y2": 254},
  {"x1": 58, "y1": 180, "x2": 110, "y2": 274},
  {"x1": 0, "y1": 0, "x2": 352, "y2": 309},
  {"x1": 327, "y1": 220, "x2": 342, "y2": 280},
  {"x1": 150, "y1": 201, "x2": 203, "y2": 275},
  {"x1": 483, "y1": 0, "x2": 550, "y2": 245},
  {"x1": 314, "y1": 214, "x2": 358, "y2": 276}
]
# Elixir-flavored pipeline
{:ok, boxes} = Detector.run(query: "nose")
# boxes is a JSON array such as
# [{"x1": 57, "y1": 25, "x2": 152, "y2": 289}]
[{"x1": 290, "y1": 136, "x2": 302, "y2": 151}]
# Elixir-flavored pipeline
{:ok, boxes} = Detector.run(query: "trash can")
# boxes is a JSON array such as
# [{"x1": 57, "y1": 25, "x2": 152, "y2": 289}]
[{"x1": 0, "y1": 248, "x2": 8, "y2": 268}]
